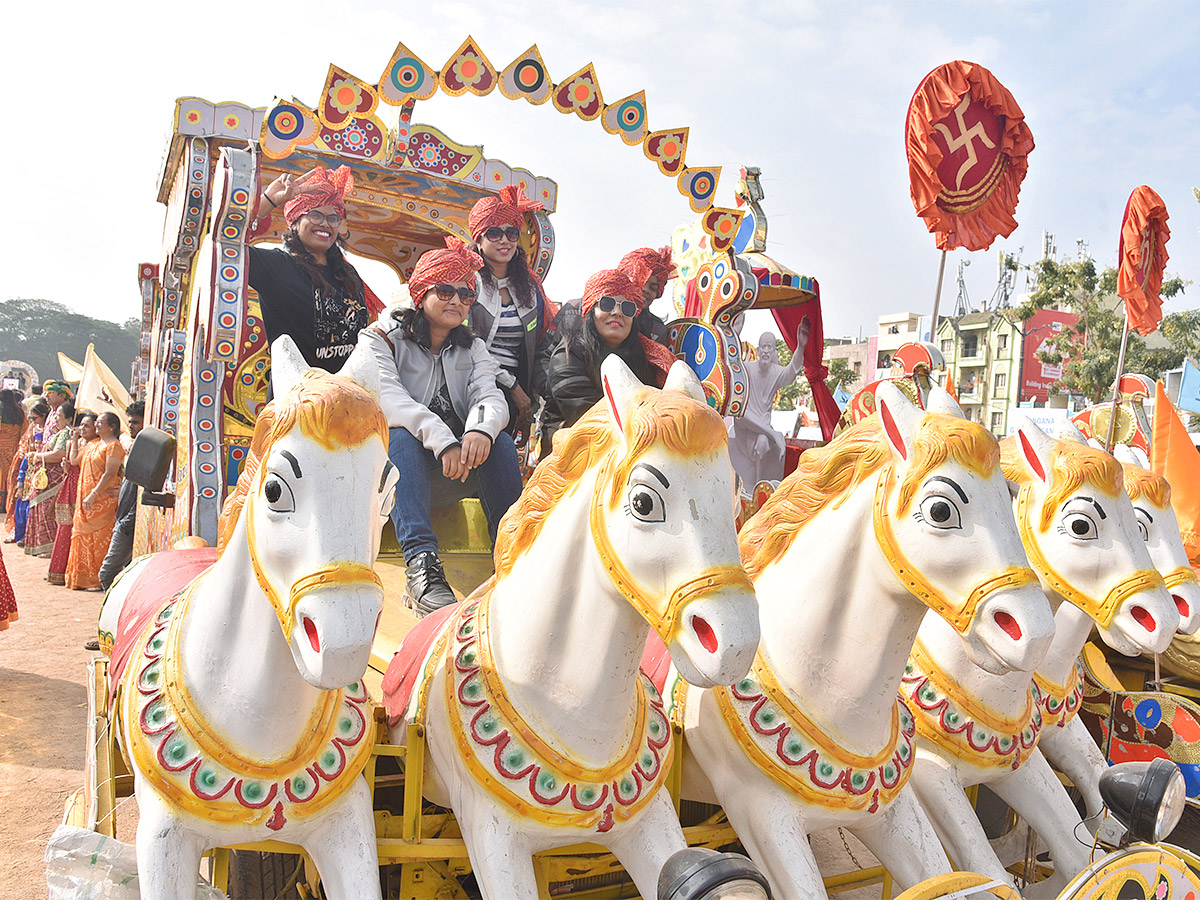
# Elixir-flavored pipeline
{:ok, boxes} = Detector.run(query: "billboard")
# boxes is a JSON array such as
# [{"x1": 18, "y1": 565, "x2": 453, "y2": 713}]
[{"x1": 1020, "y1": 309, "x2": 1079, "y2": 403}]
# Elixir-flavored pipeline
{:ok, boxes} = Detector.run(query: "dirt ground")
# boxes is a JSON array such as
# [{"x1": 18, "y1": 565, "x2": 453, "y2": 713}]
[
  {"x1": 0, "y1": 542, "x2": 111, "y2": 894},
  {"x1": 0, "y1": 541, "x2": 885, "y2": 899}
]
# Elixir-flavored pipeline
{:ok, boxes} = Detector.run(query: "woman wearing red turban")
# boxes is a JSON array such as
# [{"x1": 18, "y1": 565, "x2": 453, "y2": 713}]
[
  {"x1": 617, "y1": 245, "x2": 675, "y2": 347},
  {"x1": 360, "y1": 238, "x2": 521, "y2": 616},
  {"x1": 541, "y1": 269, "x2": 673, "y2": 453},
  {"x1": 249, "y1": 166, "x2": 381, "y2": 373},
  {"x1": 466, "y1": 186, "x2": 556, "y2": 446}
]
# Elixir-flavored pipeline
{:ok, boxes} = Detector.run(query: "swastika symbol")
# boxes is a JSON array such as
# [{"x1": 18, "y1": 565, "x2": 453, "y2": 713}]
[{"x1": 933, "y1": 95, "x2": 997, "y2": 191}]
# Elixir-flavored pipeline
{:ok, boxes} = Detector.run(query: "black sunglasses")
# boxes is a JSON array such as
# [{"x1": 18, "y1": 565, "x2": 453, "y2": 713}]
[
  {"x1": 430, "y1": 283, "x2": 477, "y2": 305},
  {"x1": 483, "y1": 226, "x2": 521, "y2": 242},
  {"x1": 596, "y1": 296, "x2": 638, "y2": 318}
]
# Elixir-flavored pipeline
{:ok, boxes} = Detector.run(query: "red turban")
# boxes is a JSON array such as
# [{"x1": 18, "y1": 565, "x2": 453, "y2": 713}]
[
  {"x1": 284, "y1": 166, "x2": 356, "y2": 225},
  {"x1": 408, "y1": 237, "x2": 484, "y2": 305},
  {"x1": 582, "y1": 270, "x2": 640, "y2": 317},
  {"x1": 618, "y1": 246, "x2": 675, "y2": 300},
  {"x1": 468, "y1": 185, "x2": 544, "y2": 242}
]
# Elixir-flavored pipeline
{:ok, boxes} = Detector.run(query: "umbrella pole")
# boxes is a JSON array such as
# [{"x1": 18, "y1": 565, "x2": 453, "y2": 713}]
[
  {"x1": 1104, "y1": 305, "x2": 1133, "y2": 452},
  {"x1": 930, "y1": 250, "x2": 947, "y2": 338}
]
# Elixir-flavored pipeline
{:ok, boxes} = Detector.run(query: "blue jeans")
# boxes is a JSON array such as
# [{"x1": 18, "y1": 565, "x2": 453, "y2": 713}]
[{"x1": 388, "y1": 427, "x2": 523, "y2": 560}]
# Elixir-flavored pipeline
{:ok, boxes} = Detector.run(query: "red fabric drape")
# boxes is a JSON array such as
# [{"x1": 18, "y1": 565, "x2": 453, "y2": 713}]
[
  {"x1": 765, "y1": 277, "x2": 838, "y2": 442},
  {"x1": 1117, "y1": 186, "x2": 1170, "y2": 337}
]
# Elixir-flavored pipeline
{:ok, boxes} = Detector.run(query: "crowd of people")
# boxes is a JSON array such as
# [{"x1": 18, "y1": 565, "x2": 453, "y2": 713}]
[
  {"x1": 0, "y1": 380, "x2": 144, "y2": 630},
  {"x1": 250, "y1": 166, "x2": 685, "y2": 617}
]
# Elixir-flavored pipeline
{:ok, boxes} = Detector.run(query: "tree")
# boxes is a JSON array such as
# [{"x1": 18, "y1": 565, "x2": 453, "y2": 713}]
[
  {"x1": 0, "y1": 298, "x2": 140, "y2": 386},
  {"x1": 773, "y1": 340, "x2": 859, "y2": 411},
  {"x1": 1011, "y1": 259, "x2": 1190, "y2": 404}
]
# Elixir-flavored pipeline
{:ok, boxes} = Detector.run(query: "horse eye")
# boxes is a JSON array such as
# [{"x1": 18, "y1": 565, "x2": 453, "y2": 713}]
[
  {"x1": 918, "y1": 495, "x2": 960, "y2": 529},
  {"x1": 265, "y1": 481, "x2": 281, "y2": 503},
  {"x1": 264, "y1": 476, "x2": 294, "y2": 513},
  {"x1": 628, "y1": 485, "x2": 665, "y2": 523},
  {"x1": 1064, "y1": 512, "x2": 1097, "y2": 540}
]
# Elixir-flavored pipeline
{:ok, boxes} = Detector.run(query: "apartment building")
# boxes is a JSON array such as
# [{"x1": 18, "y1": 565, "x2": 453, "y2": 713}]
[{"x1": 935, "y1": 311, "x2": 1023, "y2": 436}]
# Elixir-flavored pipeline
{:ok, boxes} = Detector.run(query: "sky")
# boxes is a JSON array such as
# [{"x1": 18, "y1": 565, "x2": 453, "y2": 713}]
[{"x1": 2, "y1": 0, "x2": 1198, "y2": 344}]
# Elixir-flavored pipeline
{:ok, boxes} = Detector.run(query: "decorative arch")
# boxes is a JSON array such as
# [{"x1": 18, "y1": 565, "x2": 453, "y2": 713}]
[{"x1": 259, "y1": 36, "x2": 743, "y2": 253}]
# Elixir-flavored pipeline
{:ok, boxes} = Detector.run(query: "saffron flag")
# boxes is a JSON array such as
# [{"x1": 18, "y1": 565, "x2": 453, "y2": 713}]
[
  {"x1": 58, "y1": 353, "x2": 84, "y2": 383},
  {"x1": 1178, "y1": 358, "x2": 1200, "y2": 417},
  {"x1": 77, "y1": 344, "x2": 133, "y2": 428},
  {"x1": 1117, "y1": 185, "x2": 1170, "y2": 336},
  {"x1": 1151, "y1": 379, "x2": 1200, "y2": 564},
  {"x1": 905, "y1": 60, "x2": 1035, "y2": 251}
]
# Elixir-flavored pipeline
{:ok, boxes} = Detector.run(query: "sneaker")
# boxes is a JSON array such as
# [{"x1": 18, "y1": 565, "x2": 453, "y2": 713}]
[
  {"x1": 403, "y1": 551, "x2": 457, "y2": 617},
  {"x1": 84, "y1": 639, "x2": 100, "y2": 651}
]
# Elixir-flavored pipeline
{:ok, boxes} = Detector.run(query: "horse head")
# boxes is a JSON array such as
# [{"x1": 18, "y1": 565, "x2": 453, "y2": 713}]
[
  {"x1": 518, "y1": 356, "x2": 758, "y2": 687},
  {"x1": 219, "y1": 336, "x2": 397, "y2": 689},
  {"x1": 1003, "y1": 416, "x2": 1178, "y2": 655},
  {"x1": 868, "y1": 382, "x2": 1055, "y2": 674},
  {"x1": 1113, "y1": 445, "x2": 1200, "y2": 635}
]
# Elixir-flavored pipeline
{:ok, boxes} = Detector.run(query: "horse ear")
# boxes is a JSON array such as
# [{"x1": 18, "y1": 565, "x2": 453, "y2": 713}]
[
  {"x1": 1012, "y1": 414, "x2": 1055, "y2": 483},
  {"x1": 663, "y1": 360, "x2": 707, "y2": 404},
  {"x1": 271, "y1": 336, "x2": 307, "y2": 397},
  {"x1": 337, "y1": 341, "x2": 381, "y2": 401},
  {"x1": 1055, "y1": 420, "x2": 1089, "y2": 445},
  {"x1": 1113, "y1": 443, "x2": 1139, "y2": 466},
  {"x1": 875, "y1": 381, "x2": 923, "y2": 463},
  {"x1": 925, "y1": 384, "x2": 965, "y2": 418},
  {"x1": 599, "y1": 355, "x2": 643, "y2": 436}
]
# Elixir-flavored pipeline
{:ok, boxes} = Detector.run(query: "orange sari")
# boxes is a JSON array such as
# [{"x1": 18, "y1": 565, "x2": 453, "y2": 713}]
[{"x1": 66, "y1": 439, "x2": 125, "y2": 590}]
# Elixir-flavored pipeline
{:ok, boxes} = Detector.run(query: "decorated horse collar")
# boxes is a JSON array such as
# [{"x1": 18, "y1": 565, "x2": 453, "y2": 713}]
[
  {"x1": 444, "y1": 596, "x2": 672, "y2": 834},
  {"x1": 873, "y1": 473, "x2": 1038, "y2": 635},
  {"x1": 1033, "y1": 656, "x2": 1085, "y2": 730},
  {"x1": 902, "y1": 639, "x2": 1042, "y2": 771},
  {"x1": 121, "y1": 585, "x2": 373, "y2": 831},
  {"x1": 1015, "y1": 483, "x2": 1165, "y2": 628},
  {"x1": 714, "y1": 651, "x2": 916, "y2": 814},
  {"x1": 588, "y1": 454, "x2": 753, "y2": 645}
]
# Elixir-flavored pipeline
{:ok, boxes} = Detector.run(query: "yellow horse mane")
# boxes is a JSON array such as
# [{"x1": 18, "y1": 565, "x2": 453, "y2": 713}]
[
  {"x1": 217, "y1": 369, "x2": 389, "y2": 553},
  {"x1": 1000, "y1": 437, "x2": 1123, "y2": 532},
  {"x1": 492, "y1": 389, "x2": 727, "y2": 580},
  {"x1": 741, "y1": 413, "x2": 999, "y2": 579},
  {"x1": 1124, "y1": 465, "x2": 1171, "y2": 510}
]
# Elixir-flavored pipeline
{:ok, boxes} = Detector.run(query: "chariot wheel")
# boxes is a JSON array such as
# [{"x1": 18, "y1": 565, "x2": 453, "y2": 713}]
[
  {"x1": 894, "y1": 871, "x2": 1021, "y2": 900},
  {"x1": 226, "y1": 850, "x2": 304, "y2": 899}
]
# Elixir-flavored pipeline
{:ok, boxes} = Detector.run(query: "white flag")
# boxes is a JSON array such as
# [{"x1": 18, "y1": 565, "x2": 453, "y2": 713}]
[{"x1": 76, "y1": 344, "x2": 133, "y2": 428}]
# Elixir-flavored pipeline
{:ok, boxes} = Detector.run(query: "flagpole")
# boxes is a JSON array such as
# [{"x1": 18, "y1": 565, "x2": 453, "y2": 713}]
[
  {"x1": 1104, "y1": 305, "x2": 1133, "y2": 452},
  {"x1": 930, "y1": 249, "x2": 948, "y2": 339}
]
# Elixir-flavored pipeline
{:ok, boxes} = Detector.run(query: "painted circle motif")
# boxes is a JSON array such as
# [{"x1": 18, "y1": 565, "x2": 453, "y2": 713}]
[
  {"x1": 199, "y1": 419, "x2": 214, "y2": 432},
  {"x1": 221, "y1": 290, "x2": 237, "y2": 304},
  {"x1": 199, "y1": 486, "x2": 218, "y2": 500},
  {"x1": 198, "y1": 395, "x2": 214, "y2": 408},
  {"x1": 616, "y1": 99, "x2": 645, "y2": 133},
  {"x1": 214, "y1": 341, "x2": 235, "y2": 359},
  {"x1": 688, "y1": 172, "x2": 715, "y2": 202},
  {"x1": 222, "y1": 225, "x2": 240, "y2": 240},
  {"x1": 222, "y1": 246, "x2": 238, "y2": 259},
  {"x1": 199, "y1": 369, "x2": 217, "y2": 383},
  {"x1": 240, "y1": 373, "x2": 256, "y2": 386},
  {"x1": 199, "y1": 462, "x2": 216, "y2": 475},
  {"x1": 231, "y1": 188, "x2": 249, "y2": 206},
  {"x1": 218, "y1": 312, "x2": 236, "y2": 329},
  {"x1": 230, "y1": 447, "x2": 246, "y2": 461},
  {"x1": 514, "y1": 59, "x2": 545, "y2": 93},
  {"x1": 197, "y1": 441, "x2": 215, "y2": 454},
  {"x1": 1135, "y1": 698, "x2": 1162, "y2": 729},
  {"x1": 390, "y1": 58, "x2": 425, "y2": 92},
  {"x1": 342, "y1": 127, "x2": 367, "y2": 152},
  {"x1": 268, "y1": 105, "x2": 303, "y2": 140},
  {"x1": 220, "y1": 266, "x2": 239, "y2": 282}
]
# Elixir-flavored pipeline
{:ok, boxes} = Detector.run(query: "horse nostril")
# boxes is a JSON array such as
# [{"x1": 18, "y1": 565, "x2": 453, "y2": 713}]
[
  {"x1": 993, "y1": 611, "x2": 1022, "y2": 641},
  {"x1": 303, "y1": 616, "x2": 321, "y2": 653},
  {"x1": 1174, "y1": 595, "x2": 1191, "y2": 619},
  {"x1": 691, "y1": 615, "x2": 718, "y2": 653},
  {"x1": 1131, "y1": 606, "x2": 1157, "y2": 632}
]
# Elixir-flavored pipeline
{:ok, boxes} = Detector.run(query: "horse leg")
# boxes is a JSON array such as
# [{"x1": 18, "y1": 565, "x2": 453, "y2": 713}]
[
  {"x1": 719, "y1": 792, "x2": 826, "y2": 900},
  {"x1": 300, "y1": 778, "x2": 383, "y2": 900},
  {"x1": 987, "y1": 749, "x2": 1093, "y2": 898},
  {"x1": 906, "y1": 755, "x2": 1015, "y2": 887},
  {"x1": 457, "y1": 806, "x2": 539, "y2": 900},
  {"x1": 1038, "y1": 719, "x2": 1105, "y2": 822},
  {"x1": 605, "y1": 792, "x2": 688, "y2": 900},
  {"x1": 847, "y1": 787, "x2": 952, "y2": 891},
  {"x1": 134, "y1": 786, "x2": 208, "y2": 900}
]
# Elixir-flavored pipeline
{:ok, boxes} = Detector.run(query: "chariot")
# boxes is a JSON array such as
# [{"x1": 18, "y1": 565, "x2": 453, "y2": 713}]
[{"x1": 58, "y1": 36, "x2": 1200, "y2": 900}]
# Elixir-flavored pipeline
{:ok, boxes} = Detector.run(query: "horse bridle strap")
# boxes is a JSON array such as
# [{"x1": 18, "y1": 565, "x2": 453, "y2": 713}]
[
  {"x1": 1016, "y1": 484, "x2": 1166, "y2": 629},
  {"x1": 588, "y1": 457, "x2": 753, "y2": 643},
  {"x1": 246, "y1": 489, "x2": 383, "y2": 636},
  {"x1": 1164, "y1": 566, "x2": 1199, "y2": 589},
  {"x1": 872, "y1": 472, "x2": 1038, "y2": 635}
]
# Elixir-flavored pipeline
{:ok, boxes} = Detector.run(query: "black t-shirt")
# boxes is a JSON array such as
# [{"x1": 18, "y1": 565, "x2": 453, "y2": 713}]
[{"x1": 247, "y1": 246, "x2": 369, "y2": 371}]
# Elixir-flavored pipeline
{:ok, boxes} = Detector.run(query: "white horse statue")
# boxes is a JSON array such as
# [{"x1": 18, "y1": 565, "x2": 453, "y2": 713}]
[
  {"x1": 100, "y1": 337, "x2": 395, "y2": 900},
  {"x1": 1034, "y1": 442, "x2": 1200, "y2": 822},
  {"x1": 381, "y1": 357, "x2": 760, "y2": 900},
  {"x1": 904, "y1": 417, "x2": 1179, "y2": 898},
  {"x1": 677, "y1": 383, "x2": 1055, "y2": 900}
]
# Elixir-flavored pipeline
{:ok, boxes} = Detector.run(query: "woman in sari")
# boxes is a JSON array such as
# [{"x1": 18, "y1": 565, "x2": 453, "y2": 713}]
[
  {"x1": 48, "y1": 408, "x2": 87, "y2": 585},
  {"x1": 23, "y1": 382, "x2": 72, "y2": 558},
  {"x1": 0, "y1": 390, "x2": 25, "y2": 514},
  {"x1": 5, "y1": 401, "x2": 48, "y2": 545},
  {"x1": 67, "y1": 412, "x2": 126, "y2": 591},
  {"x1": 0, "y1": 543, "x2": 16, "y2": 630}
]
